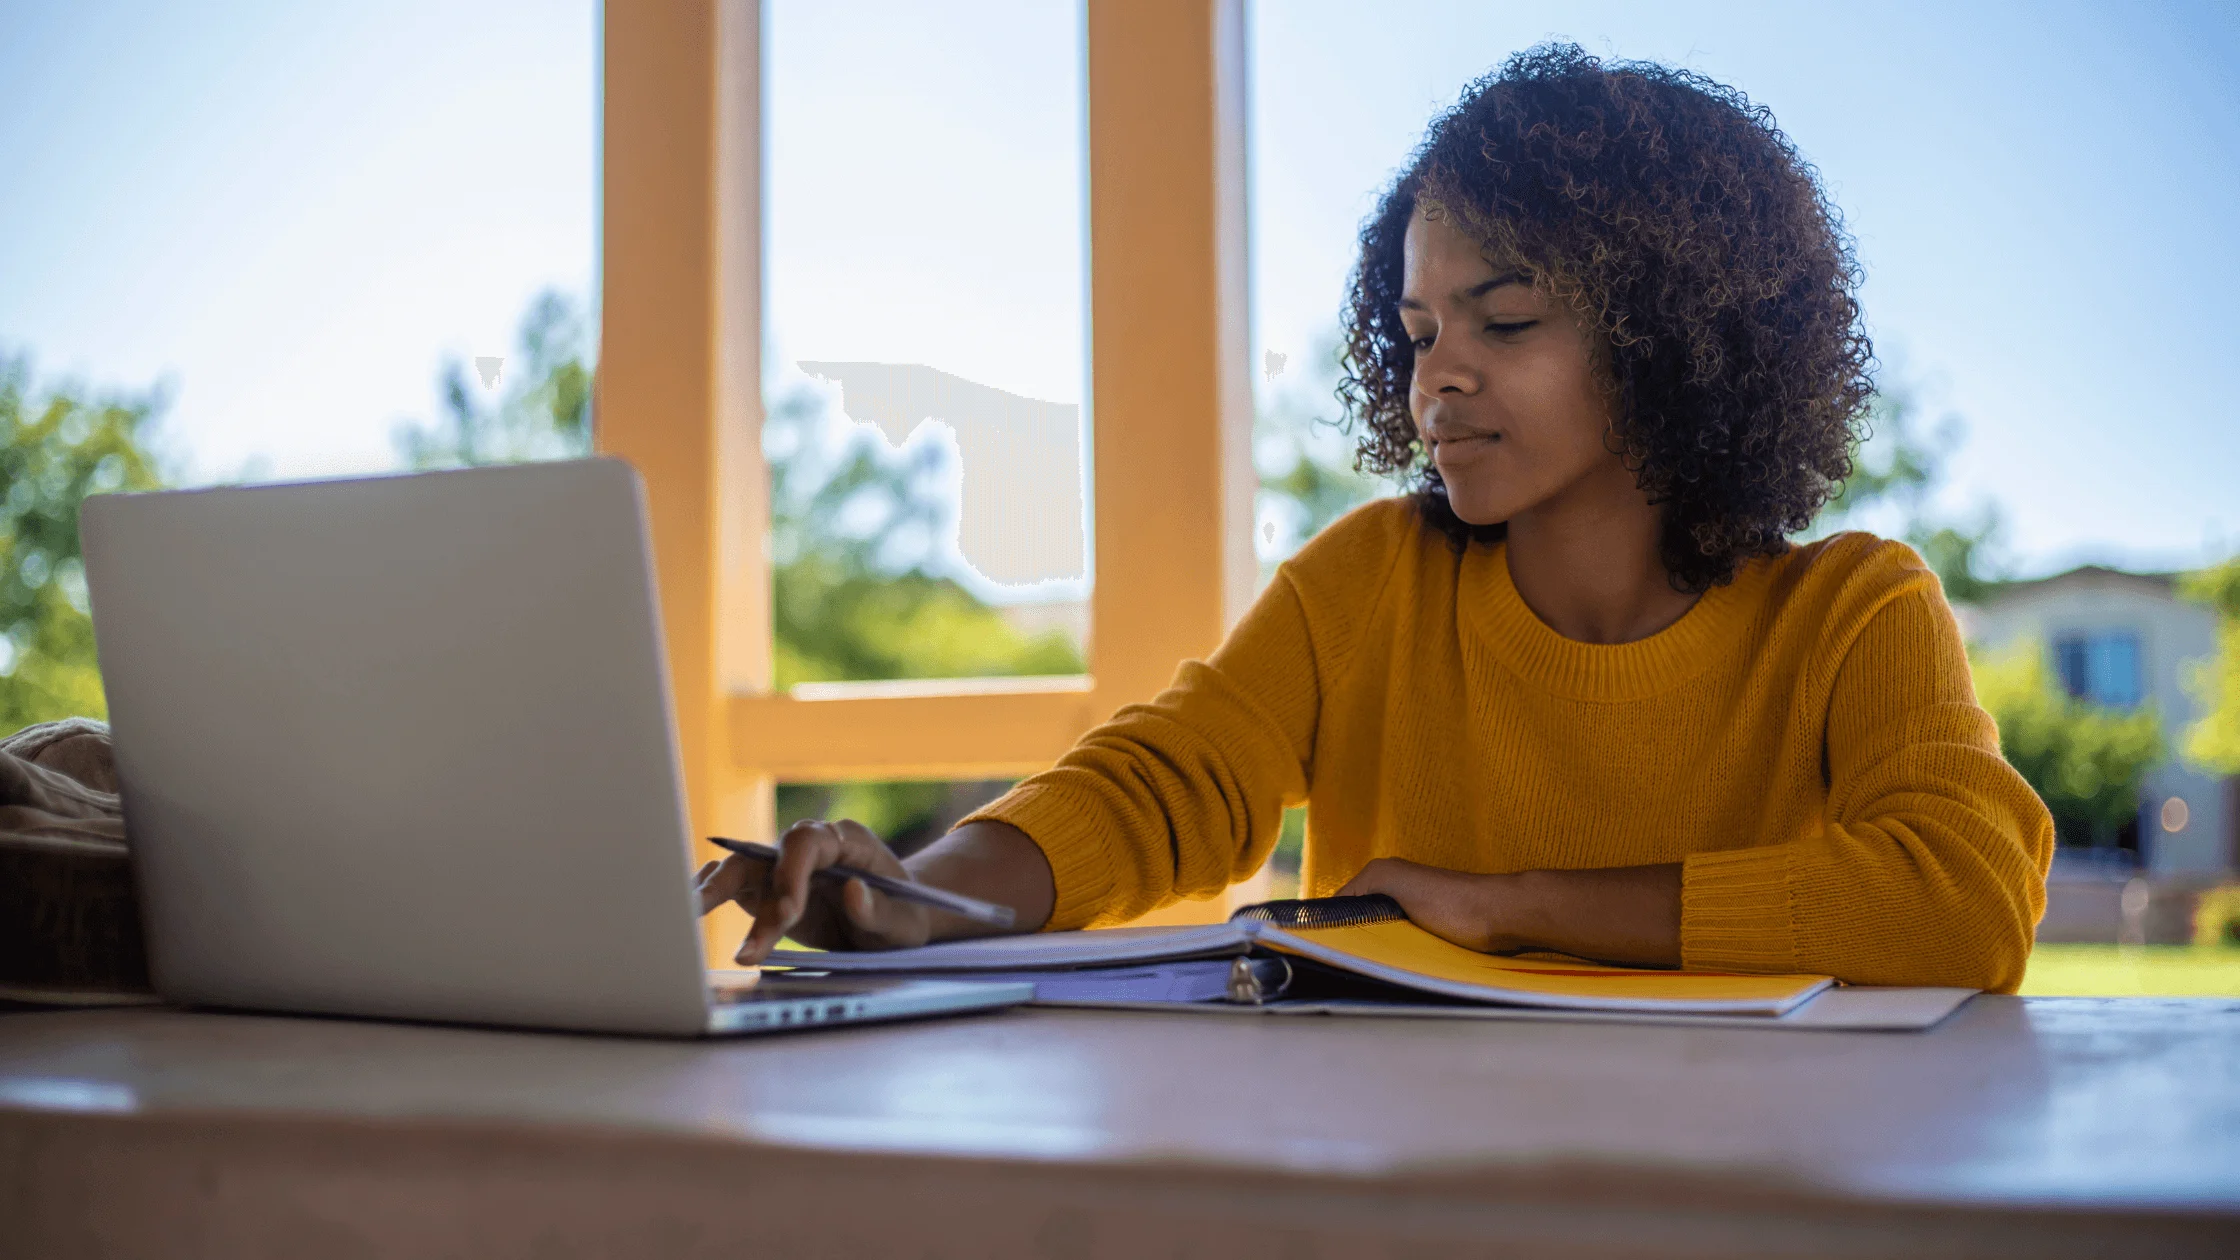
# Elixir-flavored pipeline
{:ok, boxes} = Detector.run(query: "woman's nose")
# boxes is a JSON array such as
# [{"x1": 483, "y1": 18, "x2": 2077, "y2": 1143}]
[{"x1": 1415, "y1": 332, "x2": 1479, "y2": 396}]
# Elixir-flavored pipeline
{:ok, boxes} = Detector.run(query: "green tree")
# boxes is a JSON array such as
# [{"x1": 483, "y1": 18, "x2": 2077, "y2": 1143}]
[
  {"x1": 758, "y1": 385, "x2": 1084, "y2": 846},
  {"x1": 0, "y1": 355, "x2": 168, "y2": 732},
  {"x1": 2178, "y1": 555, "x2": 2240, "y2": 774},
  {"x1": 392, "y1": 290, "x2": 593, "y2": 468},
  {"x1": 1254, "y1": 334, "x2": 1387, "y2": 570},
  {"x1": 1250, "y1": 335, "x2": 1394, "y2": 881},
  {"x1": 1821, "y1": 390, "x2": 1943, "y2": 521},
  {"x1": 761, "y1": 388, "x2": 1081, "y2": 689},
  {"x1": 1971, "y1": 640, "x2": 2165, "y2": 846},
  {"x1": 395, "y1": 290, "x2": 1081, "y2": 686},
  {"x1": 1817, "y1": 382, "x2": 2006, "y2": 603},
  {"x1": 397, "y1": 293, "x2": 1082, "y2": 846}
]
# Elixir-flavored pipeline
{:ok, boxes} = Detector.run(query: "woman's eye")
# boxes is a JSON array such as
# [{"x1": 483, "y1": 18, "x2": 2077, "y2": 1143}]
[
  {"x1": 1486, "y1": 320, "x2": 1538, "y2": 336},
  {"x1": 1410, "y1": 335, "x2": 1435, "y2": 353}
]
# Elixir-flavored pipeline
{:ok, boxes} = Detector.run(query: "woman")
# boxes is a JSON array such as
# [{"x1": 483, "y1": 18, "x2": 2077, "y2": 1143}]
[{"x1": 699, "y1": 44, "x2": 2052, "y2": 991}]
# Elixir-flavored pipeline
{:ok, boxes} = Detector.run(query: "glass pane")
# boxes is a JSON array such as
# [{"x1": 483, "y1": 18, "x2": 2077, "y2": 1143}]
[
  {"x1": 2092, "y1": 634, "x2": 2143, "y2": 709},
  {"x1": 1, "y1": 1, "x2": 597, "y2": 729},
  {"x1": 763, "y1": 0, "x2": 1089, "y2": 687},
  {"x1": 2056, "y1": 637, "x2": 2093, "y2": 700}
]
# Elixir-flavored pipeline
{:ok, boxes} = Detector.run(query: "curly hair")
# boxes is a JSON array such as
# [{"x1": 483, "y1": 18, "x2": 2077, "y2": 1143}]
[{"x1": 1337, "y1": 43, "x2": 1874, "y2": 593}]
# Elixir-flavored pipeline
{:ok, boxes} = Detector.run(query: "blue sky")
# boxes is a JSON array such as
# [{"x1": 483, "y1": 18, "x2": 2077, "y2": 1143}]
[
  {"x1": 3, "y1": 1, "x2": 2235, "y2": 577},
  {"x1": 1251, "y1": 0, "x2": 2240, "y2": 576},
  {"x1": 0, "y1": 0, "x2": 601, "y2": 481}
]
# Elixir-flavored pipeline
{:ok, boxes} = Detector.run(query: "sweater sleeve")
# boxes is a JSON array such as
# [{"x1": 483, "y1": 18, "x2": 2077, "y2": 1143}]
[
  {"x1": 1679, "y1": 564, "x2": 2054, "y2": 992},
  {"x1": 958, "y1": 571, "x2": 1329, "y2": 930}
]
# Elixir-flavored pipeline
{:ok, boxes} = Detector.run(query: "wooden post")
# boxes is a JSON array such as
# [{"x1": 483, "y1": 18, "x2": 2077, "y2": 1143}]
[
  {"x1": 1085, "y1": 0, "x2": 1259, "y2": 705},
  {"x1": 598, "y1": 0, "x2": 769, "y2": 963}
]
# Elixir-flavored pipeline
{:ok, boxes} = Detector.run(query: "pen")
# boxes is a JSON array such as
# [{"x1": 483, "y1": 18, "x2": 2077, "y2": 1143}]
[{"x1": 705, "y1": 836, "x2": 1019, "y2": 930}]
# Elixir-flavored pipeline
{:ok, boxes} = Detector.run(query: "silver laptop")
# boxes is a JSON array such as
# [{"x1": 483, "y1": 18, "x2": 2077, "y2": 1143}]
[{"x1": 78, "y1": 458, "x2": 1029, "y2": 1036}]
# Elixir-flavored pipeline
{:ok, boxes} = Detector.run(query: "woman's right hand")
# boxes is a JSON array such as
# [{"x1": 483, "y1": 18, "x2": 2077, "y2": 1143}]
[{"x1": 695, "y1": 818, "x2": 933, "y2": 965}]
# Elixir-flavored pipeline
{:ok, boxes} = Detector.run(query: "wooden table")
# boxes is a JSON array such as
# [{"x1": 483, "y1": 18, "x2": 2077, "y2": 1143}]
[{"x1": 3, "y1": 997, "x2": 2237, "y2": 1257}]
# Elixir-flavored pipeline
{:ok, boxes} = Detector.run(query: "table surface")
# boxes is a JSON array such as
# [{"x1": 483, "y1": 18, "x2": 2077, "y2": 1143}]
[{"x1": 3, "y1": 996, "x2": 2237, "y2": 1216}]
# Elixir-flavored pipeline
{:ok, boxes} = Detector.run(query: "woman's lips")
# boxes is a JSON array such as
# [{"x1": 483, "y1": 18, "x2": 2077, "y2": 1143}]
[{"x1": 1433, "y1": 433, "x2": 1501, "y2": 463}]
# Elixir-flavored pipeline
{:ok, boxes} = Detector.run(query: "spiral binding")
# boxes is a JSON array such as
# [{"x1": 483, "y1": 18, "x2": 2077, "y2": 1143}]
[{"x1": 1229, "y1": 893, "x2": 1407, "y2": 929}]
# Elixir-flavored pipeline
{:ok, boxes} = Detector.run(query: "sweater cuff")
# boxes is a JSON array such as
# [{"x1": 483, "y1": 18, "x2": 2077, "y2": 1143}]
[
  {"x1": 1680, "y1": 846, "x2": 1799, "y2": 973},
  {"x1": 957, "y1": 782, "x2": 1118, "y2": 933}
]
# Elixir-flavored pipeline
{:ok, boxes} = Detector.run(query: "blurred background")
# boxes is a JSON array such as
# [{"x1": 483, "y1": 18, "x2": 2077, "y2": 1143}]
[{"x1": 3, "y1": 0, "x2": 2235, "y2": 991}]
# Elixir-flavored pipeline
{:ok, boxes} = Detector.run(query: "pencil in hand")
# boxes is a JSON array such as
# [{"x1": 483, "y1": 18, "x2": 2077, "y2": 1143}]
[{"x1": 705, "y1": 836, "x2": 1018, "y2": 929}]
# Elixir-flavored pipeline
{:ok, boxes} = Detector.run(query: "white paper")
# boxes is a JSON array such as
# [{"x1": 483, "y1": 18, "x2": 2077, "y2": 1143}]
[
  {"x1": 765, "y1": 923, "x2": 1253, "y2": 973},
  {"x1": 767, "y1": 927, "x2": 1960, "y2": 1025},
  {"x1": 1044, "y1": 986, "x2": 1977, "y2": 1032}
]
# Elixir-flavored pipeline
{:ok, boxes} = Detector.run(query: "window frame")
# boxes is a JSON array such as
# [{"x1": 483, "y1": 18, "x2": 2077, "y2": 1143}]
[{"x1": 598, "y1": 0, "x2": 1264, "y2": 958}]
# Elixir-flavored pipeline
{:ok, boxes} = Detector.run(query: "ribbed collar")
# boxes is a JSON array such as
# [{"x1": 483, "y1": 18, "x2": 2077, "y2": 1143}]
[{"x1": 1462, "y1": 541, "x2": 1768, "y2": 702}]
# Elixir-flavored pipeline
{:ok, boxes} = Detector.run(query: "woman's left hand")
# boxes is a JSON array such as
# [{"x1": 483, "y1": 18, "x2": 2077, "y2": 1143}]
[
  {"x1": 1336, "y1": 858, "x2": 1684, "y2": 967},
  {"x1": 1336, "y1": 857, "x2": 1530, "y2": 953}
]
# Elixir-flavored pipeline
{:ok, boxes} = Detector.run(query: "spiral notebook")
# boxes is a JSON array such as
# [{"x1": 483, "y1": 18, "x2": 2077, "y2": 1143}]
[{"x1": 767, "y1": 894, "x2": 1844, "y2": 1017}]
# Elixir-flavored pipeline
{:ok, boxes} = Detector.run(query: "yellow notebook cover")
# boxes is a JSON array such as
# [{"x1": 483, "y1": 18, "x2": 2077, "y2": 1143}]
[{"x1": 1237, "y1": 899, "x2": 1832, "y2": 1016}]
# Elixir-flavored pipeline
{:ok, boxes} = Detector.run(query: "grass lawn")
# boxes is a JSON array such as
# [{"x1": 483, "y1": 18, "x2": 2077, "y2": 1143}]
[{"x1": 2020, "y1": 945, "x2": 2240, "y2": 996}]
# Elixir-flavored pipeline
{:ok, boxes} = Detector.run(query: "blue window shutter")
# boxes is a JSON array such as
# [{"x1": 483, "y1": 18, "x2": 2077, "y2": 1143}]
[
  {"x1": 2054, "y1": 636, "x2": 2091, "y2": 701},
  {"x1": 2096, "y1": 633, "x2": 2142, "y2": 708},
  {"x1": 2053, "y1": 632, "x2": 2145, "y2": 708}
]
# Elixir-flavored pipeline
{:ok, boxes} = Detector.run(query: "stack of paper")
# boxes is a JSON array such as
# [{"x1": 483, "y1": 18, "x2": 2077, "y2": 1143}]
[
  {"x1": 770, "y1": 915, "x2": 1834, "y2": 1016},
  {"x1": 765, "y1": 898, "x2": 1979, "y2": 1029}
]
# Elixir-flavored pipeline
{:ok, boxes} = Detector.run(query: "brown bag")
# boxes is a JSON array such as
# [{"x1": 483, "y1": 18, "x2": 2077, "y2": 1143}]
[{"x1": 0, "y1": 719, "x2": 149, "y2": 998}]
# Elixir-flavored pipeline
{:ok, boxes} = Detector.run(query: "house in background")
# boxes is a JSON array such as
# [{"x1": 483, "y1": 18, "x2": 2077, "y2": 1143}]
[{"x1": 1957, "y1": 564, "x2": 2237, "y2": 941}]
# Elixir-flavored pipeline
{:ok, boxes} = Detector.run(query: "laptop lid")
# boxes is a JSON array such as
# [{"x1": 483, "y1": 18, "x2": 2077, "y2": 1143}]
[{"x1": 79, "y1": 459, "x2": 714, "y2": 1035}]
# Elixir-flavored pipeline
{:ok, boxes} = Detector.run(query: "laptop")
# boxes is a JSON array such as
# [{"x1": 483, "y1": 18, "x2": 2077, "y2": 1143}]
[{"x1": 77, "y1": 458, "x2": 1031, "y2": 1036}]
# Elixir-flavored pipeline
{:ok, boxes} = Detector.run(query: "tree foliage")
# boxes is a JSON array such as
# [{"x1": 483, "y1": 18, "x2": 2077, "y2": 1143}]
[
  {"x1": 1817, "y1": 383, "x2": 2005, "y2": 603},
  {"x1": 0, "y1": 356, "x2": 168, "y2": 731},
  {"x1": 761, "y1": 388, "x2": 1081, "y2": 689},
  {"x1": 1250, "y1": 336, "x2": 1394, "y2": 878},
  {"x1": 758, "y1": 384, "x2": 1083, "y2": 845},
  {"x1": 1253, "y1": 335, "x2": 1388, "y2": 570},
  {"x1": 1971, "y1": 639, "x2": 2165, "y2": 842},
  {"x1": 2178, "y1": 555, "x2": 2240, "y2": 774},
  {"x1": 394, "y1": 292, "x2": 1081, "y2": 845},
  {"x1": 392, "y1": 291, "x2": 593, "y2": 469},
  {"x1": 1811, "y1": 379, "x2": 2174, "y2": 844}
]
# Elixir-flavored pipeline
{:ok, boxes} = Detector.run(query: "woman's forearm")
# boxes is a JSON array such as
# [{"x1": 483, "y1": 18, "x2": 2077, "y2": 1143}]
[
  {"x1": 900, "y1": 825, "x2": 1683, "y2": 965},
  {"x1": 1492, "y1": 864, "x2": 1682, "y2": 966},
  {"x1": 903, "y1": 820, "x2": 1057, "y2": 941},
  {"x1": 1341, "y1": 858, "x2": 1682, "y2": 967}
]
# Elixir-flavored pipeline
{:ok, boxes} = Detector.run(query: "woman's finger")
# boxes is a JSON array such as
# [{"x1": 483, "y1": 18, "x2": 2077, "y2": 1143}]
[
  {"x1": 808, "y1": 822, "x2": 897, "y2": 948},
  {"x1": 734, "y1": 821, "x2": 844, "y2": 961},
  {"x1": 839, "y1": 878, "x2": 879, "y2": 932},
  {"x1": 729, "y1": 817, "x2": 928, "y2": 961},
  {"x1": 735, "y1": 871, "x2": 801, "y2": 962},
  {"x1": 695, "y1": 851, "x2": 768, "y2": 916},
  {"x1": 824, "y1": 819, "x2": 936, "y2": 948},
  {"x1": 693, "y1": 858, "x2": 723, "y2": 916},
  {"x1": 766, "y1": 819, "x2": 842, "y2": 923},
  {"x1": 828, "y1": 818, "x2": 906, "y2": 876}
]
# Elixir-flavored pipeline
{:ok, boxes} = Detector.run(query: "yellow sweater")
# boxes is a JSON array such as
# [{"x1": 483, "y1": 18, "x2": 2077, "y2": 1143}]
[{"x1": 964, "y1": 499, "x2": 2053, "y2": 992}]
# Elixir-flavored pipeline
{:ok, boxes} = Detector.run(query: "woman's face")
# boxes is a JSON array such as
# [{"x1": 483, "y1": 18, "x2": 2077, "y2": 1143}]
[{"x1": 1397, "y1": 208, "x2": 1626, "y2": 527}]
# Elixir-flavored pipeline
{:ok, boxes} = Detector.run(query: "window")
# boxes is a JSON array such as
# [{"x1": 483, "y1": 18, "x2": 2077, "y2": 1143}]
[
  {"x1": 0, "y1": 2, "x2": 599, "y2": 486},
  {"x1": 2055, "y1": 632, "x2": 2144, "y2": 708},
  {"x1": 601, "y1": 1, "x2": 1264, "y2": 951},
  {"x1": 763, "y1": 0, "x2": 1091, "y2": 684},
  {"x1": 754, "y1": 1, "x2": 1096, "y2": 856},
  {"x1": 1, "y1": 1, "x2": 597, "y2": 730}
]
